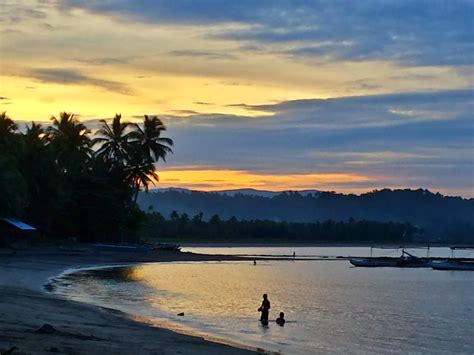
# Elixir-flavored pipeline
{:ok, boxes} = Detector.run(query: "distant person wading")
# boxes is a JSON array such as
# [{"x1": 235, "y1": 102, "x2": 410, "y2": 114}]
[{"x1": 258, "y1": 294, "x2": 271, "y2": 324}]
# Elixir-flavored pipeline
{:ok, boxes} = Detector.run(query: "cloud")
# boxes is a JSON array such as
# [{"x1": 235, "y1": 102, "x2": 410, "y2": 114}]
[
  {"x1": 147, "y1": 89, "x2": 473, "y2": 195},
  {"x1": 169, "y1": 50, "x2": 236, "y2": 60},
  {"x1": 0, "y1": 96, "x2": 11, "y2": 105},
  {"x1": 27, "y1": 68, "x2": 131, "y2": 95},
  {"x1": 72, "y1": 57, "x2": 133, "y2": 66},
  {"x1": 59, "y1": 1, "x2": 474, "y2": 67},
  {"x1": 166, "y1": 89, "x2": 472, "y2": 130},
  {"x1": 194, "y1": 102, "x2": 215, "y2": 106},
  {"x1": 0, "y1": 3, "x2": 47, "y2": 23}
]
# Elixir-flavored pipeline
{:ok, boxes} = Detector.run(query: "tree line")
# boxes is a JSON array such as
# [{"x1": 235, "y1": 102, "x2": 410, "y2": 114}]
[
  {"x1": 0, "y1": 112, "x2": 173, "y2": 242},
  {"x1": 140, "y1": 189, "x2": 474, "y2": 243},
  {"x1": 140, "y1": 211, "x2": 418, "y2": 244}
]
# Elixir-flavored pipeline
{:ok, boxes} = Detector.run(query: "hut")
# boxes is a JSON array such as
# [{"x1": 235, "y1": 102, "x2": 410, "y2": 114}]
[{"x1": 0, "y1": 218, "x2": 37, "y2": 247}]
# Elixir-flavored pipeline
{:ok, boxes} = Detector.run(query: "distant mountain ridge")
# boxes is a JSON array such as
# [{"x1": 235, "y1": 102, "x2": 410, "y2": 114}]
[
  {"x1": 151, "y1": 187, "x2": 321, "y2": 197},
  {"x1": 138, "y1": 188, "x2": 474, "y2": 243}
]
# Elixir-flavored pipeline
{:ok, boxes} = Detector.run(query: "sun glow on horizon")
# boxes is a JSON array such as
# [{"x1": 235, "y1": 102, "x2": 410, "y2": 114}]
[{"x1": 155, "y1": 168, "x2": 374, "y2": 192}]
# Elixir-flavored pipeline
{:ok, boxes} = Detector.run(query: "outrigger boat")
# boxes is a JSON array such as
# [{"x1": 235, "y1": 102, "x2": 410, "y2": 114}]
[
  {"x1": 431, "y1": 260, "x2": 474, "y2": 271},
  {"x1": 431, "y1": 247, "x2": 474, "y2": 271},
  {"x1": 350, "y1": 248, "x2": 432, "y2": 268}
]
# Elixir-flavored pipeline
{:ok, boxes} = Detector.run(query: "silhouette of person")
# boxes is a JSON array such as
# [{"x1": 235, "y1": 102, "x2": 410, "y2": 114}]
[
  {"x1": 258, "y1": 294, "x2": 271, "y2": 324},
  {"x1": 276, "y1": 312, "x2": 285, "y2": 326}
]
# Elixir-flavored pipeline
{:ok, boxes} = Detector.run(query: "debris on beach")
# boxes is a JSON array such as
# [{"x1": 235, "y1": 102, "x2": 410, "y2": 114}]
[
  {"x1": 0, "y1": 346, "x2": 18, "y2": 355},
  {"x1": 35, "y1": 323, "x2": 56, "y2": 334}
]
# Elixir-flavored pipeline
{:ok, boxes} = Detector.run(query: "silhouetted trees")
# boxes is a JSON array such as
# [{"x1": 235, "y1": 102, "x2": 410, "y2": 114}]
[
  {"x1": 140, "y1": 211, "x2": 418, "y2": 244},
  {"x1": 0, "y1": 111, "x2": 173, "y2": 242},
  {"x1": 139, "y1": 189, "x2": 474, "y2": 243}
]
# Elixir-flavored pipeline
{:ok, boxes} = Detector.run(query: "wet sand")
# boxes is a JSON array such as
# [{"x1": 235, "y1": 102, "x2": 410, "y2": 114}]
[{"x1": 0, "y1": 246, "x2": 266, "y2": 355}]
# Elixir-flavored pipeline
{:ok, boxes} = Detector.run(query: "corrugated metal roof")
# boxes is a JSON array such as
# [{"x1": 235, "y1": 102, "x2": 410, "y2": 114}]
[{"x1": 1, "y1": 218, "x2": 37, "y2": 231}]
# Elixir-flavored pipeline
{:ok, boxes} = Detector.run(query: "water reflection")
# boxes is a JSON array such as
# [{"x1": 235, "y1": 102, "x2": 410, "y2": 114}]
[{"x1": 52, "y1": 260, "x2": 474, "y2": 354}]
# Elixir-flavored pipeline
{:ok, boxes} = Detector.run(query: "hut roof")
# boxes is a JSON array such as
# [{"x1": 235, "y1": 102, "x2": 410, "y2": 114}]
[{"x1": 0, "y1": 218, "x2": 37, "y2": 231}]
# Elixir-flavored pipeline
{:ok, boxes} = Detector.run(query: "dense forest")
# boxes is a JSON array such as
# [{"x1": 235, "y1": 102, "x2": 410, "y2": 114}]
[
  {"x1": 139, "y1": 189, "x2": 474, "y2": 243},
  {"x1": 0, "y1": 112, "x2": 173, "y2": 242},
  {"x1": 141, "y1": 211, "x2": 418, "y2": 244}
]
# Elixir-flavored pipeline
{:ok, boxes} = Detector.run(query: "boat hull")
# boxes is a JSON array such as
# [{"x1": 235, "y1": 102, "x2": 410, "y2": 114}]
[
  {"x1": 350, "y1": 257, "x2": 431, "y2": 268},
  {"x1": 431, "y1": 261, "x2": 474, "y2": 271}
]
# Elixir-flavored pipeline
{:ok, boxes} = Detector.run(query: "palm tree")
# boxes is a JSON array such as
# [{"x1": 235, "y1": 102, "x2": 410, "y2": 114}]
[
  {"x1": 126, "y1": 115, "x2": 173, "y2": 201},
  {"x1": 46, "y1": 112, "x2": 92, "y2": 173},
  {"x1": 24, "y1": 122, "x2": 44, "y2": 145},
  {"x1": 0, "y1": 112, "x2": 18, "y2": 144},
  {"x1": 126, "y1": 151, "x2": 159, "y2": 192},
  {"x1": 19, "y1": 122, "x2": 63, "y2": 233},
  {"x1": 130, "y1": 115, "x2": 173, "y2": 163},
  {"x1": 0, "y1": 113, "x2": 26, "y2": 216},
  {"x1": 93, "y1": 114, "x2": 131, "y2": 169}
]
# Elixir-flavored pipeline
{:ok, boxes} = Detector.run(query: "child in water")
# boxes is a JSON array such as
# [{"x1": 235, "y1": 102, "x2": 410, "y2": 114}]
[{"x1": 276, "y1": 312, "x2": 286, "y2": 326}]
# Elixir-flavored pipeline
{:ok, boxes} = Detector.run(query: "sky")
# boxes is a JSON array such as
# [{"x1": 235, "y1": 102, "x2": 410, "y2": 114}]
[{"x1": 1, "y1": 0, "x2": 473, "y2": 197}]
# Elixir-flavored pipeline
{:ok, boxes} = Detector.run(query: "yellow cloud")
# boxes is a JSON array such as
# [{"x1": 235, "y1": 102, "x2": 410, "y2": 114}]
[{"x1": 1, "y1": 2, "x2": 469, "y2": 121}]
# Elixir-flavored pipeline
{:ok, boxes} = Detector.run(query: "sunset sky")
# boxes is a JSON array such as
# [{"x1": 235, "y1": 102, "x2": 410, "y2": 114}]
[{"x1": 1, "y1": 1, "x2": 473, "y2": 196}]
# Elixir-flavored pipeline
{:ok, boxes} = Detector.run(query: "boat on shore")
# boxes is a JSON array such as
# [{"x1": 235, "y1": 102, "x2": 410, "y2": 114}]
[{"x1": 153, "y1": 242, "x2": 181, "y2": 251}]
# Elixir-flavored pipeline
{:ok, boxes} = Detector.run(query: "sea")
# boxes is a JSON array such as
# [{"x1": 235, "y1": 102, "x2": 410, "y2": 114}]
[{"x1": 49, "y1": 247, "x2": 474, "y2": 354}]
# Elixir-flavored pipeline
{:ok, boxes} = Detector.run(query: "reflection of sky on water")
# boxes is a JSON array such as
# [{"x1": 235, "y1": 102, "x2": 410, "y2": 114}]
[{"x1": 51, "y1": 257, "x2": 474, "y2": 354}]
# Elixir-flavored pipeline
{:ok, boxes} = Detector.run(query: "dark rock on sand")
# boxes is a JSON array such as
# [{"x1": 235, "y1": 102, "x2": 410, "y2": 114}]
[
  {"x1": 1, "y1": 346, "x2": 18, "y2": 354},
  {"x1": 35, "y1": 323, "x2": 56, "y2": 334}
]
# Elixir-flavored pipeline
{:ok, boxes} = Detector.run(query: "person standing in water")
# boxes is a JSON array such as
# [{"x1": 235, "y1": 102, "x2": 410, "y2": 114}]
[{"x1": 258, "y1": 294, "x2": 271, "y2": 324}]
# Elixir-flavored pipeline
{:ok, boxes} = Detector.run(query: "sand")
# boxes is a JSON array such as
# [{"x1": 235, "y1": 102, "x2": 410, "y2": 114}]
[{"x1": 0, "y1": 246, "x2": 266, "y2": 355}]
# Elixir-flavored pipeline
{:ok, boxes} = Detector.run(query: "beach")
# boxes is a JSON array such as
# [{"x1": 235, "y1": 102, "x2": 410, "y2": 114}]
[{"x1": 0, "y1": 246, "x2": 263, "y2": 355}]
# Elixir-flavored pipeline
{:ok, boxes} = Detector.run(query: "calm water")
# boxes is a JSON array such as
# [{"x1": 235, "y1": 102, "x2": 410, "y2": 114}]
[{"x1": 50, "y1": 248, "x2": 474, "y2": 354}]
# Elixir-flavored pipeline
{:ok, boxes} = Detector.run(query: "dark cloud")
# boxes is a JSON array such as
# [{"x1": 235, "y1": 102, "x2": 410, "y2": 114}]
[
  {"x1": 0, "y1": 96, "x2": 12, "y2": 105},
  {"x1": 28, "y1": 68, "x2": 131, "y2": 95},
  {"x1": 59, "y1": 1, "x2": 473, "y2": 67},
  {"x1": 168, "y1": 109, "x2": 201, "y2": 116},
  {"x1": 150, "y1": 90, "x2": 473, "y2": 137}
]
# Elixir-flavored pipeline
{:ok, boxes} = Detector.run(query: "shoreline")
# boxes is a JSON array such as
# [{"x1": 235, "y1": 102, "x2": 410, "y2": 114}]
[{"x1": 0, "y1": 246, "x2": 267, "y2": 355}]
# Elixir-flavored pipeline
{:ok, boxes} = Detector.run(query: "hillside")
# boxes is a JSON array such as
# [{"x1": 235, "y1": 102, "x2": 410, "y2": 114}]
[{"x1": 138, "y1": 188, "x2": 474, "y2": 243}]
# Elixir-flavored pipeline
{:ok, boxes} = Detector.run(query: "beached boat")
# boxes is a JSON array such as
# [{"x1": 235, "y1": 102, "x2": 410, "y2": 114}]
[{"x1": 153, "y1": 243, "x2": 181, "y2": 251}]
